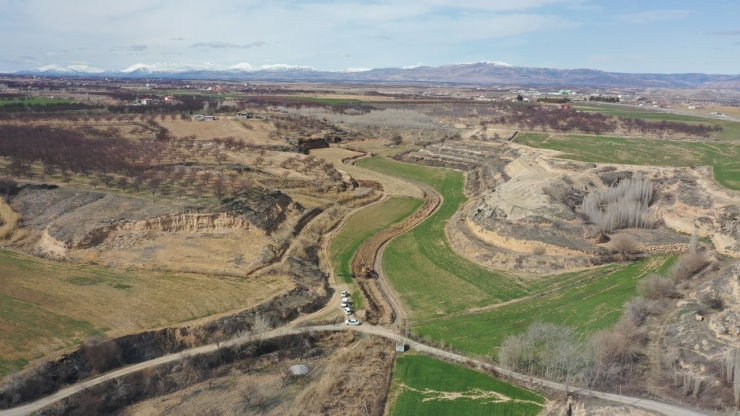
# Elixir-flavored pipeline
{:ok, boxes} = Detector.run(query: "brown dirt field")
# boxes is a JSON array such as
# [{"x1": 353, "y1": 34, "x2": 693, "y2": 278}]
[
  {"x1": 684, "y1": 105, "x2": 740, "y2": 118},
  {"x1": 311, "y1": 147, "x2": 424, "y2": 198},
  {"x1": 351, "y1": 184, "x2": 440, "y2": 325},
  {"x1": 158, "y1": 118, "x2": 279, "y2": 144}
]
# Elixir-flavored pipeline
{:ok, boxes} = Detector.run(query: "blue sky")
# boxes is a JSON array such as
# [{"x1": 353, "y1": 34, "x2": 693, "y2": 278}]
[{"x1": 0, "y1": 0, "x2": 738, "y2": 74}]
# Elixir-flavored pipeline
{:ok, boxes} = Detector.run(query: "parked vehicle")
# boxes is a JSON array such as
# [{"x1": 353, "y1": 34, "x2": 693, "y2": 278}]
[
  {"x1": 341, "y1": 301, "x2": 349, "y2": 308},
  {"x1": 343, "y1": 307, "x2": 353, "y2": 315},
  {"x1": 345, "y1": 319, "x2": 361, "y2": 326},
  {"x1": 341, "y1": 291, "x2": 349, "y2": 297},
  {"x1": 341, "y1": 297, "x2": 351, "y2": 303}
]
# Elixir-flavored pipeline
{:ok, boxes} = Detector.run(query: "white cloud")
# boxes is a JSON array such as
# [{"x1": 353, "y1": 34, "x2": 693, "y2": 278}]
[
  {"x1": 191, "y1": 41, "x2": 267, "y2": 49},
  {"x1": 618, "y1": 9, "x2": 690, "y2": 25}
]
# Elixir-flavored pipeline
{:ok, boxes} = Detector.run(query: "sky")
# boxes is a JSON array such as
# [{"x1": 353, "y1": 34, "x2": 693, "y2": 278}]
[{"x1": 0, "y1": 0, "x2": 739, "y2": 74}]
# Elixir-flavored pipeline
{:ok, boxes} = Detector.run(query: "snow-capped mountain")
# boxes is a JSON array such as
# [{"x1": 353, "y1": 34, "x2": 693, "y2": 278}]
[{"x1": 13, "y1": 61, "x2": 739, "y2": 88}]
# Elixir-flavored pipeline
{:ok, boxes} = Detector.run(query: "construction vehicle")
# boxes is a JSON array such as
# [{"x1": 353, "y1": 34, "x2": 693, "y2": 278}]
[{"x1": 360, "y1": 264, "x2": 373, "y2": 278}]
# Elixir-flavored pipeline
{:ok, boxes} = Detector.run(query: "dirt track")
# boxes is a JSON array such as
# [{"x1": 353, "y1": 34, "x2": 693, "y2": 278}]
[
  {"x1": 0, "y1": 324, "x2": 706, "y2": 416},
  {"x1": 350, "y1": 184, "x2": 441, "y2": 324}
]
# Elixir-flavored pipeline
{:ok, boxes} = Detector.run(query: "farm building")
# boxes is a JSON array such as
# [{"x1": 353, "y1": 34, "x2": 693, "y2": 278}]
[
  {"x1": 236, "y1": 112, "x2": 253, "y2": 119},
  {"x1": 194, "y1": 114, "x2": 216, "y2": 121}
]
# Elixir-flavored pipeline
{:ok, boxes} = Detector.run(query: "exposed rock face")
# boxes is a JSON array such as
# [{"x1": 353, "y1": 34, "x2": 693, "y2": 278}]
[
  {"x1": 220, "y1": 187, "x2": 301, "y2": 233},
  {"x1": 9, "y1": 187, "x2": 302, "y2": 275},
  {"x1": 75, "y1": 212, "x2": 252, "y2": 249}
]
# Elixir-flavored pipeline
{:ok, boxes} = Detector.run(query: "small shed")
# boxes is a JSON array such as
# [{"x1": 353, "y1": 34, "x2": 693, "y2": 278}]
[{"x1": 236, "y1": 112, "x2": 253, "y2": 119}]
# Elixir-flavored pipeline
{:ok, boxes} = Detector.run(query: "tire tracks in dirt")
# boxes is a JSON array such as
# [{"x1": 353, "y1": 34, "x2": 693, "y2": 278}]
[{"x1": 350, "y1": 183, "x2": 441, "y2": 325}]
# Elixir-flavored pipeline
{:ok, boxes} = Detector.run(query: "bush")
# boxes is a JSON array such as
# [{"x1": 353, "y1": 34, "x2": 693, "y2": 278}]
[
  {"x1": 700, "y1": 294, "x2": 724, "y2": 311},
  {"x1": 669, "y1": 250, "x2": 708, "y2": 281},
  {"x1": 624, "y1": 297, "x2": 658, "y2": 326},
  {"x1": 0, "y1": 178, "x2": 18, "y2": 197},
  {"x1": 637, "y1": 274, "x2": 676, "y2": 300},
  {"x1": 610, "y1": 234, "x2": 637, "y2": 261}
]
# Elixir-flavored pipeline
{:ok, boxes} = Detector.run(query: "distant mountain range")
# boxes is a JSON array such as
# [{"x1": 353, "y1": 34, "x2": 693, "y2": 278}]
[{"x1": 11, "y1": 62, "x2": 740, "y2": 89}]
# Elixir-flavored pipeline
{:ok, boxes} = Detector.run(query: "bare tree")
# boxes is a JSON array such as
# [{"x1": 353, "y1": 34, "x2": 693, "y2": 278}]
[
  {"x1": 116, "y1": 177, "x2": 129, "y2": 193},
  {"x1": 252, "y1": 314, "x2": 272, "y2": 347},
  {"x1": 581, "y1": 177, "x2": 654, "y2": 233},
  {"x1": 212, "y1": 178, "x2": 227, "y2": 200},
  {"x1": 147, "y1": 177, "x2": 161, "y2": 198}
]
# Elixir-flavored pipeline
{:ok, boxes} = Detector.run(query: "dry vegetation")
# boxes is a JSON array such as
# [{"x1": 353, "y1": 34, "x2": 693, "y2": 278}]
[
  {"x1": 32, "y1": 332, "x2": 395, "y2": 416},
  {"x1": 0, "y1": 249, "x2": 293, "y2": 376}
]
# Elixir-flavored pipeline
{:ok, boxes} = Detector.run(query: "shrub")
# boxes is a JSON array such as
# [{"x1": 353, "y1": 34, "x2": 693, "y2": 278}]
[
  {"x1": 610, "y1": 234, "x2": 637, "y2": 261},
  {"x1": 637, "y1": 274, "x2": 676, "y2": 300},
  {"x1": 624, "y1": 297, "x2": 658, "y2": 327},
  {"x1": 700, "y1": 294, "x2": 724, "y2": 311},
  {"x1": 532, "y1": 244, "x2": 546, "y2": 255},
  {"x1": 669, "y1": 250, "x2": 708, "y2": 281}
]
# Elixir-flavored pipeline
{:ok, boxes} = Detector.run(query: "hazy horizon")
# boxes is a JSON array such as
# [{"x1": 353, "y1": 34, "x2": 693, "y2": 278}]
[{"x1": 1, "y1": 0, "x2": 739, "y2": 74}]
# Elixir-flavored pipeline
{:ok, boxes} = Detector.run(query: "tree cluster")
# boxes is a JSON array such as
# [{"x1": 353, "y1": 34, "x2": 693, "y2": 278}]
[
  {"x1": 580, "y1": 177, "x2": 655, "y2": 233},
  {"x1": 620, "y1": 117, "x2": 722, "y2": 138},
  {"x1": 490, "y1": 105, "x2": 721, "y2": 138},
  {"x1": 589, "y1": 96, "x2": 620, "y2": 103}
]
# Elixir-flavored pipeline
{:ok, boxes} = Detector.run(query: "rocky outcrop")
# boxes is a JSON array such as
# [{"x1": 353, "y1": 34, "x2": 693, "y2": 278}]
[{"x1": 78, "y1": 212, "x2": 252, "y2": 249}]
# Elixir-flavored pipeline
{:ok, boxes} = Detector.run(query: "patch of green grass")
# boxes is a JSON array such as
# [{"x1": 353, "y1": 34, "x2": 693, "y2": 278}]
[
  {"x1": 414, "y1": 257, "x2": 672, "y2": 357},
  {"x1": 358, "y1": 157, "x2": 529, "y2": 318},
  {"x1": 113, "y1": 283, "x2": 133, "y2": 290},
  {"x1": 67, "y1": 276, "x2": 104, "y2": 286},
  {"x1": 0, "y1": 358, "x2": 29, "y2": 377},
  {"x1": 351, "y1": 290, "x2": 365, "y2": 310},
  {"x1": 0, "y1": 249, "x2": 290, "y2": 376},
  {"x1": 329, "y1": 197, "x2": 423, "y2": 284},
  {"x1": 389, "y1": 354, "x2": 544, "y2": 416},
  {"x1": 290, "y1": 96, "x2": 362, "y2": 105},
  {"x1": 0, "y1": 295, "x2": 98, "y2": 376},
  {"x1": 515, "y1": 133, "x2": 740, "y2": 190}
]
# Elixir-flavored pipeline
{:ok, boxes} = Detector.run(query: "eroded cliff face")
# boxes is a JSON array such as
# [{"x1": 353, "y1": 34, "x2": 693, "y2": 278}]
[
  {"x1": 10, "y1": 187, "x2": 302, "y2": 276},
  {"x1": 452, "y1": 146, "x2": 740, "y2": 272}
]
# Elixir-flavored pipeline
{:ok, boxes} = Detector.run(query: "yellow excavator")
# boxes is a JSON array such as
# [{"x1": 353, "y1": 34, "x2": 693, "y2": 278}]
[{"x1": 360, "y1": 264, "x2": 373, "y2": 278}]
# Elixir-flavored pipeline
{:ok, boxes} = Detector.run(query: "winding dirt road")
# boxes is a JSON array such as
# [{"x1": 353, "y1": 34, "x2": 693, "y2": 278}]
[
  {"x1": 350, "y1": 183, "x2": 441, "y2": 325},
  {"x1": 0, "y1": 324, "x2": 707, "y2": 416}
]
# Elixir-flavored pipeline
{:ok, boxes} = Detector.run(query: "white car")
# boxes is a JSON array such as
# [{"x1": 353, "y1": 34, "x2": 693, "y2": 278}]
[
  {"x1": 341, "y1": 291, "x2": 349, "y2": 297},
  {"x1": 345, "y1": 319, "x2": 361, "y2": 326},
  {"x1": 343, "y1": 307, "x2": 353, "y2": 315},
  {"x1": 340, "y1": 301, "x2": 349, "y2": 308},
  {"x1": 341, "y1": 297, "x2": 351, "y2": 303}
]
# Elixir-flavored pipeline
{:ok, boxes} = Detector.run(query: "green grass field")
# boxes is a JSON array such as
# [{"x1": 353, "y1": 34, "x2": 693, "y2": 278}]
[
  {"x1": 572, "y1": 103, "x2": 740, "y2": 141},
  {"x1": 329, "y1": 197, "x2": 423, "y2": 284},
  {"x1": 356, "y1": 156, "x2": 676, "y2": 358},
  {"x1": 389, "y1": 354, "x2": 545, "y2": 416},
  {"x1": 515, "y1": 132, "x2": 740, "y2": 190},
  {"x1": 414, "y1": 256, "x2": 673, "y2": 357},
  {"x1": 0, "y1": 249, "x2": 291, "y2": 376},
  {"x1": 358, "y1": 157, "x2": 562, "y2": 319}
]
